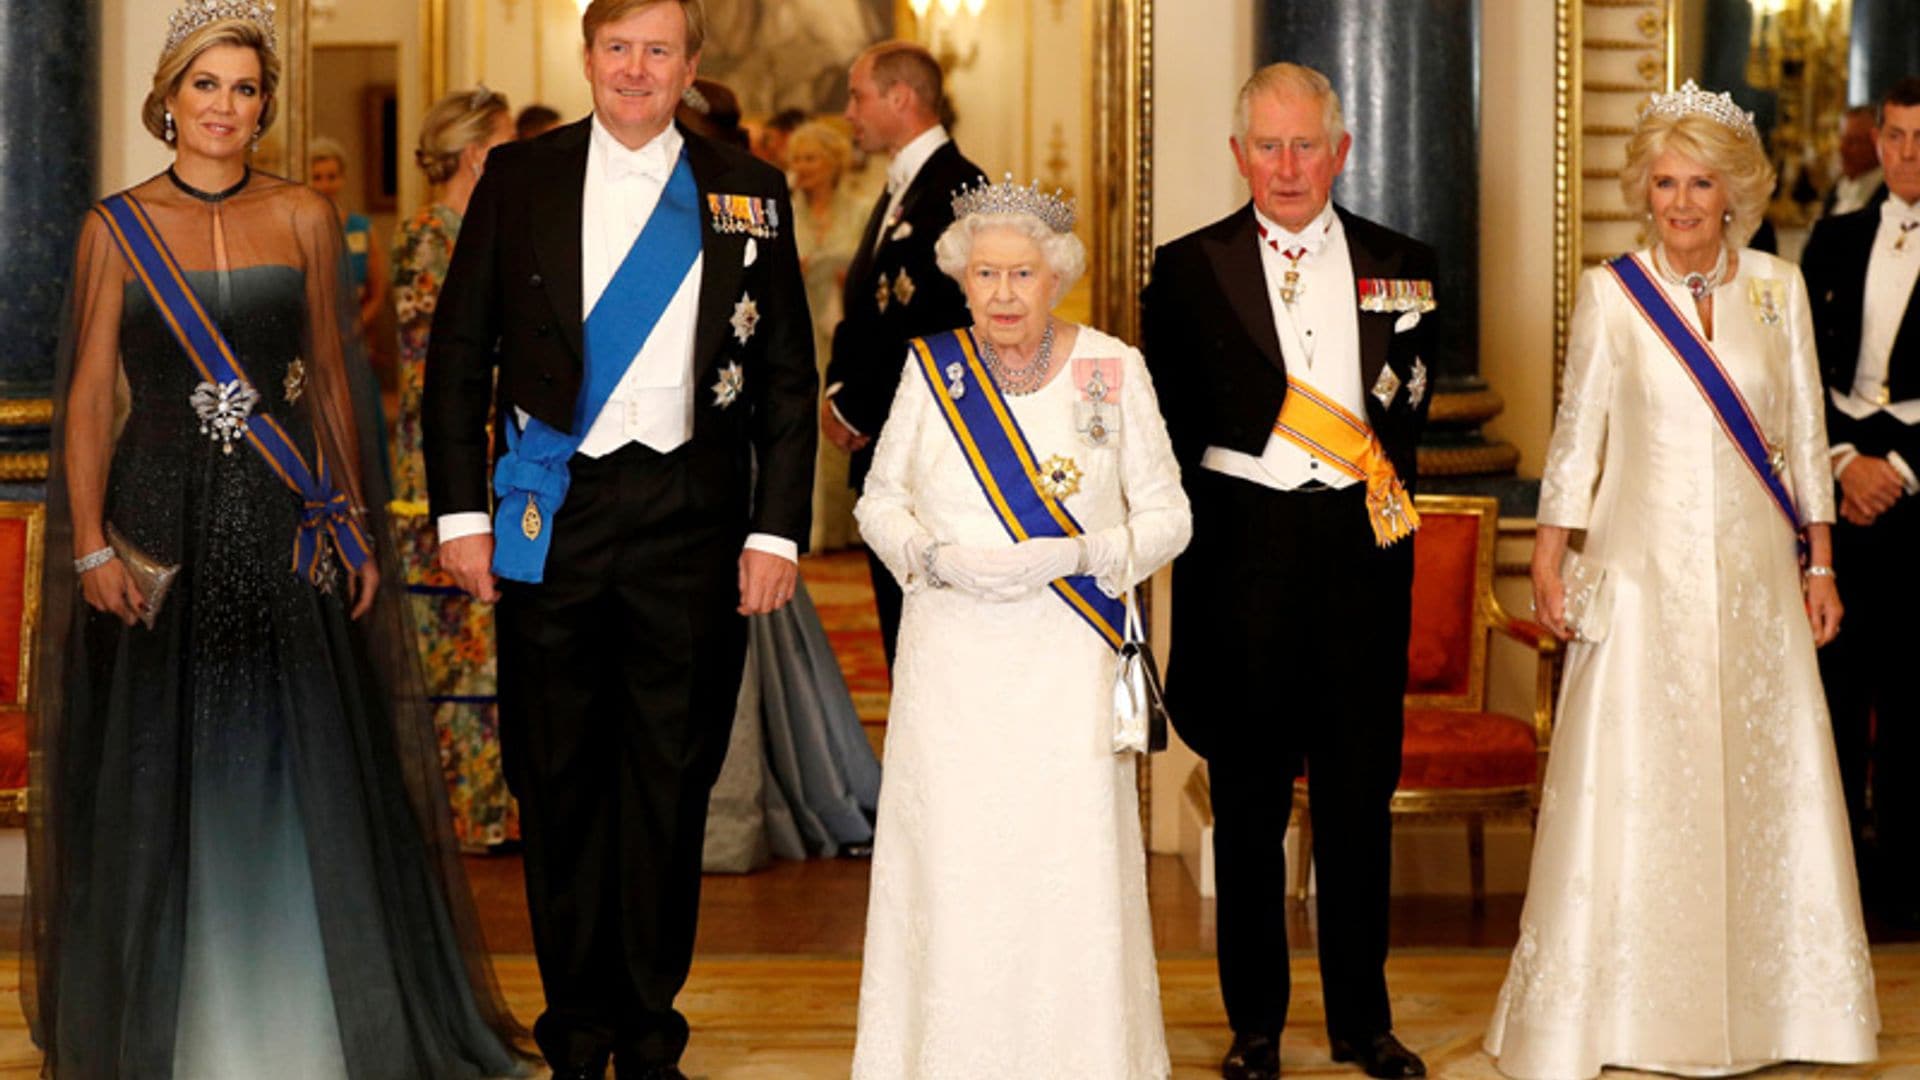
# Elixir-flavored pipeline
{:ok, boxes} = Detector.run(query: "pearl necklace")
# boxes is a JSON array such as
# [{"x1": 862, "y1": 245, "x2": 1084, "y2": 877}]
[
  {"x1": 1653, "y1": 243, "x2": 1729, "y2": 301},
  {"x1": 979, "y1": 323, "x2": 1056, "y2": 396}
]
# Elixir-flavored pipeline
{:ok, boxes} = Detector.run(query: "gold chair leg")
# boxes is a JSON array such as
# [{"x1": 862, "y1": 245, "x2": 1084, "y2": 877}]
[
  {"x1": 1467, "y1": 814, "x2": 1487, "y2": 913},
  {"x1": 1293, "y1": 805, "x2": 1313, "y2": 903}
]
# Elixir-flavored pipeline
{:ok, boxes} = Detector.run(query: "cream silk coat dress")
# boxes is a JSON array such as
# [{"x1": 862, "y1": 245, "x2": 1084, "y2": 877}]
[
  {"x1": 850, "y1": 327, "x2": 1189, "y2": 1079},
  {"x1": 1484, "y1": 250, "x2": 1879, "y2": 1077}
]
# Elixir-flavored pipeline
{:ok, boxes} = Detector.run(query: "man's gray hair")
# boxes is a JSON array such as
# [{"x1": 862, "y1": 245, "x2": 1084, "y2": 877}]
[
  {"x1": 1234, "y1": 62, "x2": 1346, "y2": 147},
  {"x1": 934, "y1": 213, "x2": 1087, "y2": 307}
]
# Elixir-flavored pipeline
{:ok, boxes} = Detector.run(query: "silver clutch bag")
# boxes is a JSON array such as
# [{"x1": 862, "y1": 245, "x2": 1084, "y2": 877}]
[
  {"x1": 1560, "y1": 549, "x2": 1612, "y2": 643},
  {"x1": 1112, "y1": 547, "x2": 1170, "y2": 755},
  {"x1": 108, "y1": 523, "x2": 180, "y2": 630}
]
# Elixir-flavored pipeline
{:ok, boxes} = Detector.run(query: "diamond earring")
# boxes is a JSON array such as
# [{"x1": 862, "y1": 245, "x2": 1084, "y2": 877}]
[
  {"x1": 1722, "y1": 210, "x2": 1733, "y2": 223},
  {"x1": 251, "y1": 126, "x2": 262, "y2": 152},
  {"x1": 164, "y1": 110, "x2": 176, "y2": 143}
]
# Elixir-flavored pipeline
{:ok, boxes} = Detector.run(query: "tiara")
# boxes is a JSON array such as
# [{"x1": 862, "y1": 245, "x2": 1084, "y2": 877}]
[
  {"x1": 165, "y1": 0, "x2": 278, "y2": 59},
  {"x1": 952, "y1": 174, "x2": 1076, "y2": 235},
  {"x1": 1639, "y1": 79, "x2": 1759, "y2": 143}
]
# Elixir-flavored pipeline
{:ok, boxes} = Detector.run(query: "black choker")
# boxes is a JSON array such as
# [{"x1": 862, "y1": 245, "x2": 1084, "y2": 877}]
[{"x1": 167, "y1": 166, "x2": 250, "y2": 203}]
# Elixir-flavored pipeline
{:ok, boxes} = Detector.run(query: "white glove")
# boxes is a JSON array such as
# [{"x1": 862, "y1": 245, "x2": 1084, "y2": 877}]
[
  {"x1": 933, "y1": 544, "x2": 1034, "y2": 600},
  {"x1": 1003, "y1": 536, "x2": 1085, "y2": 589}
]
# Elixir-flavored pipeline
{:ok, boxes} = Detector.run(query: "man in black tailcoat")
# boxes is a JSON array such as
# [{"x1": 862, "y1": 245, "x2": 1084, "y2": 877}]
[
  {"x1": 1143, "y1": 62, "x2": 1436, "y2": 1080},
  {"x1": 422, "y1": 1, "x2": 816, "y2": 1076},
  {"x1": 822, "y1": 40, "x2": 984, "y2": 669}
]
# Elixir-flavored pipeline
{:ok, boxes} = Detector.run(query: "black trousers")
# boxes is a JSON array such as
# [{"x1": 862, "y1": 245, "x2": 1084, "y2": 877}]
[
  {"x1": 496, "y1": 442, "x2": 748, "y2": 1072},
  {"x1": 1168, "y1": 475, "x2": 1413, "y2": 1042},
  {"x1": 1821, "y1": 492, "x2": 1920, "y2": 901}
]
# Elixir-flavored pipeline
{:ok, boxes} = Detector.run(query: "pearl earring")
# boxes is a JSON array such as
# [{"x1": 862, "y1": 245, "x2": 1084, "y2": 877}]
[
  {"x1": 164, "y1": 110, "x2": 176, "y2": 143},
  {"x1": 251, "y1": 127, "x2": 263, "y2": 152},
  {"x1": 1722, "y1": 210, "x2": 1732, "y2": 223}
]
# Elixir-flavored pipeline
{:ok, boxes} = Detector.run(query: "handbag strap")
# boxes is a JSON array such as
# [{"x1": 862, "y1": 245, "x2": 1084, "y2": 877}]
[{"x1": 1122, "y1": 530, "x2": 1145, "y2": 647}]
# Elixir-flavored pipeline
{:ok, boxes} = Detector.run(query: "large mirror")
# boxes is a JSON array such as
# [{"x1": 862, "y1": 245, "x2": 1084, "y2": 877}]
[{"x1": 1556, "y1": 0, "x2": 1910, "y2": 381}]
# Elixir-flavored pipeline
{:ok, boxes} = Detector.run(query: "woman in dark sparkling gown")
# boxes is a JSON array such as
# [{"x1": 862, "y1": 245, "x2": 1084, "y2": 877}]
[{"x1": 28, "y1": 11, "x2": 527, "y2": 1078}]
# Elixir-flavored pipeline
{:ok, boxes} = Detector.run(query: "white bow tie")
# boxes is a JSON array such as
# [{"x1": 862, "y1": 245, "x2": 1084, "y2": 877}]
[
  {"x1": 1881, "y1": 197, "x2": 1919, "y2": 228},
  {"x1": 606, "y1": 149, "x2": 664, "y2": 185}
]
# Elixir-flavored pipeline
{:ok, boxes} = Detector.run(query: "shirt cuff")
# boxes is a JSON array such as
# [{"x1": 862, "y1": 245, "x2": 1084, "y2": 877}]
[
  {"x1": 437, "y1": 512, "x2": 493, "y2": 545},
  {"x1": 744, "y1": 532, "x2": 799, "y2": 564},
  {"x1": 1889, "y1": 451, "x2": 1920, "y2": 495},
  {"x1": 824, "y1": 381, "x2": 843, "y2": 398},
  {"x1": 1830, "y1": 443, "x2": 1859, "y2": 479},
  {"x1": 829, "y1": 398, "x2": 864, "y2": 439}
]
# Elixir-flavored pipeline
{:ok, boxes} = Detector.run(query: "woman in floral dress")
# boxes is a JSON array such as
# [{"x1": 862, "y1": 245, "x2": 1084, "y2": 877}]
[{"x1": 391, "y1": 86, "x2": 516, "y2": 850}]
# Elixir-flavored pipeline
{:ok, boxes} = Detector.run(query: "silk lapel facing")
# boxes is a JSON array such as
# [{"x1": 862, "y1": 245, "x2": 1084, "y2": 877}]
[
  {"x1": 685, "y1": 127, "x2": 748, "y2": 381},
  {"x1": 532, "y1": 118, "x2": 591, "y2": 363},
  {"x1": 1205, "y1": 205, "x2": 1286, "y2": 375},
  {"x1": 1338, "y1": 206, "x2": 1395, "y2": 426}
]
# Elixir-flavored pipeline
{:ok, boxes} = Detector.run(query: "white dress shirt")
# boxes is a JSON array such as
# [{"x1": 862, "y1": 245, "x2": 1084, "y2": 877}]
[
  {"x1": 1202, "y1": 203, "x2": 1366, "y2": 491},
  {"x1": 825, "y1": 124, "x2": 953, "y2": 436},
  {"x1": 1829, "y1": 167, "x2": 1884, "y2": 219},
  {"x1": 438, "y1": 116, "x2": 796, "y2": 562},
  {"x1": 1829, "y1": 193, "x2": 1920, "y2": 493}
]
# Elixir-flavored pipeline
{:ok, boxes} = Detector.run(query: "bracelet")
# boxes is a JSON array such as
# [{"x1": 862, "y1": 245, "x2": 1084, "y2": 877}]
[
  {"x1": 922, "y1": 541, "x2": 949, "y2": 589},
  {"x1": 74, "y1": 546, "x2": 116, "y2": 574},
  {"x1": 1803, "y1": 565, "x2": 1835, "y2": 579}
]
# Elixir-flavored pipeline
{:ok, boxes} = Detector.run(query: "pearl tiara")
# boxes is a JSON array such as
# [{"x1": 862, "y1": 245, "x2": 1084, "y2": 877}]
[
  {"x1": 952, "y1": 174, "x2": 1077, "y2": 235},
  {"x1": 165, "y1": 0, "x2": 279, "y2": 59},
  {"x1": 1638, "y1": 80, "x2": 1759, "y2": 143}
]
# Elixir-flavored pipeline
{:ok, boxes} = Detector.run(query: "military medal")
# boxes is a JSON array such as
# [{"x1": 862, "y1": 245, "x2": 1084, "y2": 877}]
[
  {"x1": 1408, "y1": 359, "x2": 1428, "y2": 408},
  {"x1": 1749, "y1": 278, "x2": 1783, "y2": 328},
  {"x1": 893, "y1": 269, "x2": 916, "y2": 306},
  {"x1": 875, "y1": 277, "x2": 892, "y2": 313},
  {"x1": 730, "y1": 293, "x2": 760, "y2": 344},
  {"x1": 1034, "y1": 454, "x2": 1082, "y2": 501},
  {"x1": 1371, "y1": 365, "x2": 1402, "y2": 409},
  {"x1": 1072, "y1": 357, "x2": 1122, "y2": 447},
  {"x1": 712, "y1": 362, "x2": 745, "y2": 409},
  {"x1": 1358, "y1": 277, "x2": 1438, "y2": 313},
  {"x1": 522, "y1": 493, "x2": 542, "y2": 540},
  {"x1": 1898, "y1": 221, "x2": 1917, "y2": 252},
  {"x1": 283, "y1": 357, "x2": 306, "y2": 403}
]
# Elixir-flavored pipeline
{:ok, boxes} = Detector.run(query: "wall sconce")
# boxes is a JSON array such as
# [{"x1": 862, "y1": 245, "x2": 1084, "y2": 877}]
[{"x1": 909, "y1": 0, "x2": 984, "y2": 74}]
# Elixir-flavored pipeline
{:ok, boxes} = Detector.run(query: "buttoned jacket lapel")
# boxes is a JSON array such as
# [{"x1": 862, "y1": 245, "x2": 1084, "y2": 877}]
[
  {"x1": 530, "y1": 118, "x2": 590, "y2": 363},
  {"x1": 1338, "y1": 205, "x2": 1399, "y2": 428},
  {"x1": 1204, "y1": 205, "x2": 1286, "y2": 376}
]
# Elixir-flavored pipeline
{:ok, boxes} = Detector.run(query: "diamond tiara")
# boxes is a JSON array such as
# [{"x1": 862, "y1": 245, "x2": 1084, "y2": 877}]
[
  {"x1": 952, "y1": 174, "x2": 1077, "y2": 235},
  {"x1": 1638, "y1": 79, "x2": 1759, "y2": 143},
  {"x1": 165, "y1": 0, "x2": 279, "y2": 59}
]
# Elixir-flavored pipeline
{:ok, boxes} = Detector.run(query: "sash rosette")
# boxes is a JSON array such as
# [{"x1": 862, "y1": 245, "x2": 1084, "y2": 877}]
[{"x1": 96, "y1": 193, "x2": 371, "y2": 585}]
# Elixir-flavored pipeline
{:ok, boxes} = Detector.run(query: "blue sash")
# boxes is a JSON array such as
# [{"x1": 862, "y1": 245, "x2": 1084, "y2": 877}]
[
  {"x1": 491, "y1": 151, "x2": 702, "y2": 583},
  {"x1": 94, "y1": 193, "x2": 372, "y2": 585},
  {"x1": 1605, "y1": 254, "x2": 1802, "y2": 538},
  {"x1": 912, "y1": 330, "x2": 1126, "y2": 651}
]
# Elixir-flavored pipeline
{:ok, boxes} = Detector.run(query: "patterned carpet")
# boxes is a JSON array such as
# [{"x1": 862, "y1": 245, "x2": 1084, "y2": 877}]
[{"x1": 802, "y1": 551, "x2": 890, "y2": 735}]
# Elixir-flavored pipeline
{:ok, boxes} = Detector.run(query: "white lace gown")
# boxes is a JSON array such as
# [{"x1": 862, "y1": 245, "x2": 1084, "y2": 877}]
[
  {"x1": 1484, "y1": 250, "x2": 1880, "y2": 1078},
  {"x1": 851, "y1": 326, "x2": 1189, "y2": 1079}
]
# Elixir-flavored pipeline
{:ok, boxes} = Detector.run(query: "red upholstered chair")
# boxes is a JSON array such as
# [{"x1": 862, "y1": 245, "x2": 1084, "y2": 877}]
[
  {"x1": 0, "y1": 502, "x2": 44, "y2": 826},
  {"x1": 1292, "y1": 493, "x2": 1561, "y2": 907}
]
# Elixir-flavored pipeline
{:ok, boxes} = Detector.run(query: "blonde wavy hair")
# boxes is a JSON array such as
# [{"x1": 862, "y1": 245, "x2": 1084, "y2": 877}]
[
  {"x1": 143, "y1": 18, "x2": 280, "y2": 144},
  {"x1": 414, "y1": 87, "x2": 511, "y2": 184},
  {"x1": 787, "y1": 121, "x2": 852, "y2": 182},
  {"x1": 1621, "y1": 111, "x2": 1775, "y2": 250}
]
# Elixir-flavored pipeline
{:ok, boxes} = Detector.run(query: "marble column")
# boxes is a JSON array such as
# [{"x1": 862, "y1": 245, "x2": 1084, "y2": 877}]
[
  {"x1": 0, "y1": 3, "x2": 93, "y2": 490},
  {"x1": 1851, "y1": 0, "x2": 1920, "y2": 106},
  {"x1": 1256, "y1": 2, "x2": 1525, "y2": 499}
]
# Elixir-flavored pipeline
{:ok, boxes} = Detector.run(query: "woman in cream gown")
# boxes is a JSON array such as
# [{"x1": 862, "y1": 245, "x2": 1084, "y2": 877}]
[
  {"x1": 851, "y1": 184, "x2": 1189, "y2": 1078},
  {"x1": 1485, "y1": 84, "x2": 1878, "y2": 1078}
]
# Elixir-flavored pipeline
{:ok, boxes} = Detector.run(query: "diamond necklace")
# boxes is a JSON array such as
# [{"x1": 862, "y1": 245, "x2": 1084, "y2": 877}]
[
  {"x1": 1652, "y1": 243, "x2": 1729, "y2": 301},
  {"x1": 979, "y1": 322, "x2": 1056, "y2": 396}
]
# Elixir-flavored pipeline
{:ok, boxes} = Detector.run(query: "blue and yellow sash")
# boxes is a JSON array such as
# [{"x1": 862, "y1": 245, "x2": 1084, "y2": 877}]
[
  {"x1": 1606, "y1": 254, "x2": 1802, "y2": 536},
  {"x1": 491, "y1": 151, "x2": 702, "y2": 583},
  {"x1": 912, "y1": 330, "x2": 1125, "y2": 651},
  {"x1": 94, "y1": 192, "x2": 371, "y2": 585}
]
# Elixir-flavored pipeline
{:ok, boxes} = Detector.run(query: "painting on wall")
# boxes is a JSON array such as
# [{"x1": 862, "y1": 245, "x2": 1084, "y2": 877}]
[{"x1": 698, "y1": 0, "x2": 894, "y2": 115}]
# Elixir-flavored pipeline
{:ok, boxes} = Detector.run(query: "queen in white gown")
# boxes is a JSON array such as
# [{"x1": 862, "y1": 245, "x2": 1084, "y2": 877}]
[
  {"x1": 850, "y1": 180, "x2": 1190, "y2": 1079},
  {"x1": 1484, "y1": 85, "x2": 1878, "y2": 1078}
]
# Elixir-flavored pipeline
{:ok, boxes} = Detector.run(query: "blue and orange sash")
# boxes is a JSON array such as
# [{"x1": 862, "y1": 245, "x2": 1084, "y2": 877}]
[
  {"x1": 1606, "y1": 253, "x2": 1802, "y2": 536},
  {"x1": 94, "y1": 192, "x2": 371, "y2": 585},
  {"x1": 912, "y1": 330, "x2": 1126, "y2": 652},
  {"x1": 491, "y1": 151, "x2": 702, "y2": 583}
]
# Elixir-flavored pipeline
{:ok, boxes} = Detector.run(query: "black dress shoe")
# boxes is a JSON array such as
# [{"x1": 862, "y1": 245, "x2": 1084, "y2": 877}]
[
  {"x1": 1330, "y1": 1031, "x2": 1426, "y2": 1079},
  {"x1": 1222, "y1": 1031, "x2": 1281, "y2": 1080}
]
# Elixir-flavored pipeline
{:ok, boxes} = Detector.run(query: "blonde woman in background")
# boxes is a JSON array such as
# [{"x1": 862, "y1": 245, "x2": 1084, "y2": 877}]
[
  {"x1": 789, "y1": 119, "x2": 865, "y2": 550},
  {"x1": 1485, "y1": 82, "x2": 1876, "y2": 1077},
  {"x1": 391, "y1": 86, "x2": 517, "y2": 852}
]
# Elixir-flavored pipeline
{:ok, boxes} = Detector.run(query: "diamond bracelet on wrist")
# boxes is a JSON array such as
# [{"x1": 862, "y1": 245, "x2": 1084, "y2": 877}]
[
  {"x1": 1803, "y1": 565, "x2": 1835, "y2": 579},
  {"x1": 74, "y1": 547, "x2": 116, "y2": 574},
  {"x1": 922, "y1": 541, "x2": 949, "y2": 589}
]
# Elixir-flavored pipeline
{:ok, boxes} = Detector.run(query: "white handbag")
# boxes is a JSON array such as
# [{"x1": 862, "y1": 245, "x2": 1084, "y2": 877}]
[{"x1": 1111, "y1": 551, "x2": 1170, "y2": 755}]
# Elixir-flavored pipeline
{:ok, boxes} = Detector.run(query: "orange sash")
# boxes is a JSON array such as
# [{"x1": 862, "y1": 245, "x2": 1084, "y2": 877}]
[{"x1": 1271, "y1": 377, "x2": 1419, "y2": 546}]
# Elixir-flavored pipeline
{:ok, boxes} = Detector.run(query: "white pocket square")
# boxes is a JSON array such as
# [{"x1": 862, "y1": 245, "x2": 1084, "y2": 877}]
[
  {"x1": 892, "y1": 221, "x2": 913, "y2": 241},
  {"x1": 1393, "y1": 311, "x2": 1421, "y2": 333},
  {"x1": 743, "y1": 237, "x2": 758, "y2": 267}
]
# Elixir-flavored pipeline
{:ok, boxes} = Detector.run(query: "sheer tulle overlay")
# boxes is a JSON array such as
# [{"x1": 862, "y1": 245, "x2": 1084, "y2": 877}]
[
  {"x1": 850, "y1": 328, "x2": 1189, "y2": 1079},
  {"x1": 1484, "y1": 252, "x2": 1878, "y2": 1078},
  {"x1": 28, "y1": 172, "x2": 528, "y2": 1079}
]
